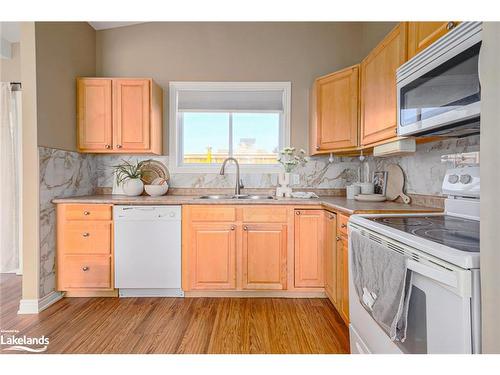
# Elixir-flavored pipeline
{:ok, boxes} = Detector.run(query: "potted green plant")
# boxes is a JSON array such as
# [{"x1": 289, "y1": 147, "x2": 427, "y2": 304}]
[
  {"x1": 276, "y1": 147, "x2": 308, "y2": 197},
  {"x1": 113, "y1": 160, "x2": 147, "y2": 196}
]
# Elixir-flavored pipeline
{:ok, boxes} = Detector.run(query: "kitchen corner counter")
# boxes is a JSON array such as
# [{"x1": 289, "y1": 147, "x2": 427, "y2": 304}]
[{"x1": 52, "y1": 194, "x2": 443, "y2": 215}]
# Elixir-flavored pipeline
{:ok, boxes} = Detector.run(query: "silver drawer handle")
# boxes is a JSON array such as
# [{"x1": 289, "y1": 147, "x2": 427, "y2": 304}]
[
  {"x1": 82, "y1": 266, "x2": 89, "y2": 272},
  {"x1": 82, "y1": 232, "x2": 90, "y2": 237},
  {"x1": 341, "y1": 223, "x2": 347, "y2": 228}
]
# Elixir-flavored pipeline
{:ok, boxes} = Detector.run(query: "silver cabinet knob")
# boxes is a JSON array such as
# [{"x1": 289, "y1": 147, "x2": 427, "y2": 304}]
[
  {"x1": 460, "y1": 174, "x2": 472, "y2": 184},
  {"x1": 82, "y1": 232, "x2": 90, "y2": 237},
  {"x1": 83, "y1": 211, "x2": 90, "y2": 216},
  {"x1": 116, "y1": 144, "x2": 123, "y2": 149},
  {"x1": 230, "y1": 225, "x2": 236, "y2": 231},
  {"x1": 448, "y1": 174, "x2": 459, "y2": 184},
  {"x1": 336, "y1": 236, "x2": 341, "y2": 241},
  {"x1": 341, "y1": 223, "x2": 347, "y2": 229},
  {"x1": 82, "y1": 266, "x2": 89, "y2": 272},
  {"x1": 243, "y1": 226, "x2": 248, "y2": 231},
  {"x1": 295, "y1": 211, "x2": 301, "y2": 215},
  {"x1": 328, "y1": 214, "x2": 335, "y2": 220},
  {"x1": 105, "y1": 144, "x2": 111, "y2": 149}
]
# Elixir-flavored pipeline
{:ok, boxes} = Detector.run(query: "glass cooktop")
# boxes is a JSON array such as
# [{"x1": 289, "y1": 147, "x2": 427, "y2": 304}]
[{"x1": 368, "y1": 215, "x2": 480, "y2": 253}]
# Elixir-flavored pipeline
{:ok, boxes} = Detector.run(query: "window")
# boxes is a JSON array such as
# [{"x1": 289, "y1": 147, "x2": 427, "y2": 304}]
[{"x1": 169, "y1": 82, "x2": 291, "y2": 173}]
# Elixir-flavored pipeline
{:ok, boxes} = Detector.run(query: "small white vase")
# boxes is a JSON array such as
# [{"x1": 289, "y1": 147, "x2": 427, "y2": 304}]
[
  {"x1": 122, "y1": 178, "x2": 144, "y2": 196},
  {"x1": 276, "y1": 172, "x2": 292, "y2": 198}
]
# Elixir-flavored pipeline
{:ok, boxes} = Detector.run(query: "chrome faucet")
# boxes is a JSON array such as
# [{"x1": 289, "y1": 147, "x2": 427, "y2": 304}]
[{"x1": 220, "y1": 157, "x2": 244, "y2": 196}]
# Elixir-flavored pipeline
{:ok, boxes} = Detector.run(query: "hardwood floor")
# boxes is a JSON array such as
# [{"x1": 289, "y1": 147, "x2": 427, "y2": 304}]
[{"x1": 0, "y1": 274, "x2": 349, "y2": 354}]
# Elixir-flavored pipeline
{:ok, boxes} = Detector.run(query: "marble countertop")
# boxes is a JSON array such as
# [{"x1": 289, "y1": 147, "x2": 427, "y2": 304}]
[{"x1": 52, "y1": 194, "x2": 443, "y2": 215}]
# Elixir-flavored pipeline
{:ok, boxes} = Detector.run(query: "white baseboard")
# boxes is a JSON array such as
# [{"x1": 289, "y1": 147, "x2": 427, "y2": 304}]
[{"x1": 18, "y1": 291, "x2": 64, "y2": 315}]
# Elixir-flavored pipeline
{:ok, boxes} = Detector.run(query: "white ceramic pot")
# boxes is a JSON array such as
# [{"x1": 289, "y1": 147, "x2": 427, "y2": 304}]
[
  {"x1": 346, "y1": 184, "x2": 361, "y2": 200},
  {"x1": 359, "y1": 182, "x2": 375, "y2": 195},
  {"x1": 122, "y1": 178, "x2": 144, "y2": 196}
]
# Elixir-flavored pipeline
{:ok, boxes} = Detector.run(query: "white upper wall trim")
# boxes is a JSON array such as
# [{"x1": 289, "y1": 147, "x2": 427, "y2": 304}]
[{"x1": 87, "y1": 22, "x2": 144, "y2": 30}]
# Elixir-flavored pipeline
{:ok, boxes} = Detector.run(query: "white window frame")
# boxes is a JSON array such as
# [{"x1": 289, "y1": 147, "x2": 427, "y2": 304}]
[{"x1": 169, "y1": 81, "x2": 291, "y2": 174}]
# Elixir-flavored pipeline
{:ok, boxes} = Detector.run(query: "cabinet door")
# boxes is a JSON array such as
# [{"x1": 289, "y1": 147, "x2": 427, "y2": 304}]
[
  {"x1": 360, "y1": 23, "x2": 407, "y2": 146},
  {"x1": 314, "y1": 65, "x2": 359, "y2": 152},
  {"x1": 294, "y1": 210, "x2": 324, "y2": 288},
  {"x1": 113, "y1": 79, "x2": 151, "y2": 151},
  {"x1": 242, "y1": 223, "x2": 287, "y2": 290},
  {"x1": 407, "y1": 22, "x2": 460, "y2": 60},
  {"x1": 324, "y1": 211, "x2": 338, "y2": 305},
  {"x1": 77, "y1": 78, "x2": 112, "y2": 152},
  {"x1": 188, "y1": 223, "x2": 237, "y2": 290},
  {"x1": 337, "y1": 235, "x2": 350, "y2": 324}
]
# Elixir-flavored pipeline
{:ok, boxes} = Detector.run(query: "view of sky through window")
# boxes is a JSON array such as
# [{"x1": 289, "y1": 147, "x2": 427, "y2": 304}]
[{"x1": 182, "y1": 112, "x2": 280, "y2": 165}]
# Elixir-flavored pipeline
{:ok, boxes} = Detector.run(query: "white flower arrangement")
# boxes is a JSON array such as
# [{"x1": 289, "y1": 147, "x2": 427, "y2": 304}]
[{"x1": 277, "y1": 147, "x2": 309, "y2": 173}]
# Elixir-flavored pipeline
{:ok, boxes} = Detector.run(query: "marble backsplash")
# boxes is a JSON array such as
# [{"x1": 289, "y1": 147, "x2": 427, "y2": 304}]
[
  {"x1": 365, "y1": 135, "x2": 480, "y2": 196},
  {"x1": 39, "y1": 147, "x2": 98, "y2": 297},
  {"x1": 96, "y1": 155, "x2": 361, "y2": 189}
]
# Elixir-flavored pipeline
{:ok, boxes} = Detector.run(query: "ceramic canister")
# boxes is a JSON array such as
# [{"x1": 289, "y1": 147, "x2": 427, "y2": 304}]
[{"x1": 346, "y1": 184, "x2": 361, "y2": 200}]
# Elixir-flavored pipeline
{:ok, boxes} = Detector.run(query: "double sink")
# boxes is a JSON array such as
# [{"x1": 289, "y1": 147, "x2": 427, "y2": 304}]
[{"x1": 198, "y1": 194, "x2": 275, "y2": 200}]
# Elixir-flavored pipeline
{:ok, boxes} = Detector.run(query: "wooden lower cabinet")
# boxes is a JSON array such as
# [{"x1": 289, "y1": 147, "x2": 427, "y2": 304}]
[
  {"x1": 188, "y1": 223, "x2": 237, "y2": 290},
  {"x1": 242, "y1": 223, "x2": 287, "y2": 290},
  {"x1": 338, "y1": 235, "x2": 350, "y2": 323},
  {"x1": 324, "y1": 211, "x2": 338, "y2": 304},
  {"x1": 294, "y1": 209, "x2": 325, "y2": 288},
  {"x1": 56, "y1": 204, "x2": 116, "y2": 296},
  {"x1": 182, "y1": 205, "x2": 291, "y2": 292}
]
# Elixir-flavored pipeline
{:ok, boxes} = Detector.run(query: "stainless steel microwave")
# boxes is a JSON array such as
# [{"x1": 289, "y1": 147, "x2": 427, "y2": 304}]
[{"x1": 397, "y1": 22, "x2": 482, "y2": 138}]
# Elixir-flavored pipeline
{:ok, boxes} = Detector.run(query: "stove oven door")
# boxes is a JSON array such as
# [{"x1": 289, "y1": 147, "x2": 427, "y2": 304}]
[{"x1": 399, "y1": 260, "x2": 473, "y2": 354}]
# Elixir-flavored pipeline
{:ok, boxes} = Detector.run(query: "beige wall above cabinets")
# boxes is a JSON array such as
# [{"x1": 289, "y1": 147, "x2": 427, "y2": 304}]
[
  {"x1": 36, "y1": 22, "x2": 96, "y2": 152},
  {"x1": 77, "y1": 77, "x2": 163, "y2": 154},
  {"x1": 96, "y1": 22, "x2": 371, "y2": 154}
]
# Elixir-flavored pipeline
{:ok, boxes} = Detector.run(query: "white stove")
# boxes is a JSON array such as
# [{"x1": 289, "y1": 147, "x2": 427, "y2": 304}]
[{"x1": 348, "y1": 165, "x2": 481, "y2": 354}]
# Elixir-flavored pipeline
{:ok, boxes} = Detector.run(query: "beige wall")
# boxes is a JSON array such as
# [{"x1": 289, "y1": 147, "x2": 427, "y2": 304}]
[
  {"x1": 1, "y1": 42, "x2": 21, "y2": 82},
  {"x1": 360, "y1": 22, "x2": 398, "y2": 56},
  {"x1": 96, "y1": 22, "x2": 379, "y2": 154},
  {"x1": 35, "y1": 22, "x2": 96, "y2": 152},
  {"x1": 20, "y1": 22, "x2": 39, "y2": 303},
  {"x1": 479, "y1": 22, "x2": 500, "y2": 354}
]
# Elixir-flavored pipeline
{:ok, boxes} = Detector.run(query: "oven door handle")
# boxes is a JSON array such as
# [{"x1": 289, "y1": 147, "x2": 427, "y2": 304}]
[{"x1": 406, "y1": 259, "x2": 458, "y2": 289}]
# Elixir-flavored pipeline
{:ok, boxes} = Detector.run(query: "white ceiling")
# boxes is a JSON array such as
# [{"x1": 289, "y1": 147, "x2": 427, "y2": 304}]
[{"x1": 87, "y1": 22, "x2": 144, "y2": 30}]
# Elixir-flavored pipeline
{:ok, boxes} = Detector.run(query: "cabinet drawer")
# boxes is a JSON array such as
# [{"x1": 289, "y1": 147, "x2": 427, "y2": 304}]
[
  {"x1": 189, "y1": 206, "x2": 236, "y2": 222},
  {"x1": 64, "y1": 204, "x2": 112, "y2": 221},
  {"x1": 242, "y1": 206, "x2": 288, "y2": 223},
  {"x1": 60, "y1": 222, "x2": 112, "y2": 255},
  {"x1": 338, "y1": 213, "x2": 349, "y2": 237},
  {"x1": 60, "y1": 255, "x2": 111, "y2": 289}
]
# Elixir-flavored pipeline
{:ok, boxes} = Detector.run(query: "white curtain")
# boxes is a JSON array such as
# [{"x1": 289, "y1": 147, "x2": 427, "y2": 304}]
[{"x1": 0, "y1": 82, "x2": 20, "y2": 273}]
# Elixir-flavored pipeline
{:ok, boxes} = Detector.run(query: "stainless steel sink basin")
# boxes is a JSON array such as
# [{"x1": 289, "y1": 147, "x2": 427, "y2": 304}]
[{"x1": 198, "y1": 194, "x2": 275, "y2": 200}]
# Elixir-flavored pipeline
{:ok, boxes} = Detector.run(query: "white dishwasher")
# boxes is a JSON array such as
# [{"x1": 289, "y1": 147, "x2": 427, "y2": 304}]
[{"x1": 114, "y1": 205, "x2": 183, "y2": 297}]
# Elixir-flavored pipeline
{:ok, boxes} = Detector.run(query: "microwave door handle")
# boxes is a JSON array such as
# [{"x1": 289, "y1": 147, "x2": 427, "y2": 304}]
[{"x1": 406, "y1": 259, "x2": 458, "y2": 289}]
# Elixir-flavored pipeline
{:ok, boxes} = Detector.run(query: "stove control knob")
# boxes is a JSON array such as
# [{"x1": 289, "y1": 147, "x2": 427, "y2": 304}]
[
  {"x1": 448, "y1": 174, "x2": 459, "y2": 184},
  {"x1": 460, "y1": 174, "x2": 472, "y2": 184}
]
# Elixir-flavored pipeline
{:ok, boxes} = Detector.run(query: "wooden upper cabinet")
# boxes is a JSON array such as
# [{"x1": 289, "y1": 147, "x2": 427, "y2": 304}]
[
  {"x1": 294, "y1": 210, "x2": 324, "y2": 288},
  {"x1": 360, "y1": 23, "x2": 407, "y2": 147},
  {"x1": 242, "y1": 223, "x2": 287, "y2": 290},
  {"x1": 77, "y1": 77, "x2": 162, "y2": 154},
  {"x1": 113, "y1": 79, "x2": 151, "y2": 152},
  {"x1": 187, "y1": 223, "x2": 237, "y2": 290},
  {"x1": 310, "y1": 65, "x2": 359, "y2": 154},
  {"x1": 77, "y1": 79, "x2": 113, "y2": 152},
  {"x1": 324, "y1": 211, "x2": 338, "y2": 305},
  {"x1": 407, "y1": 22, "x2": 460, "y2": 60}
]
